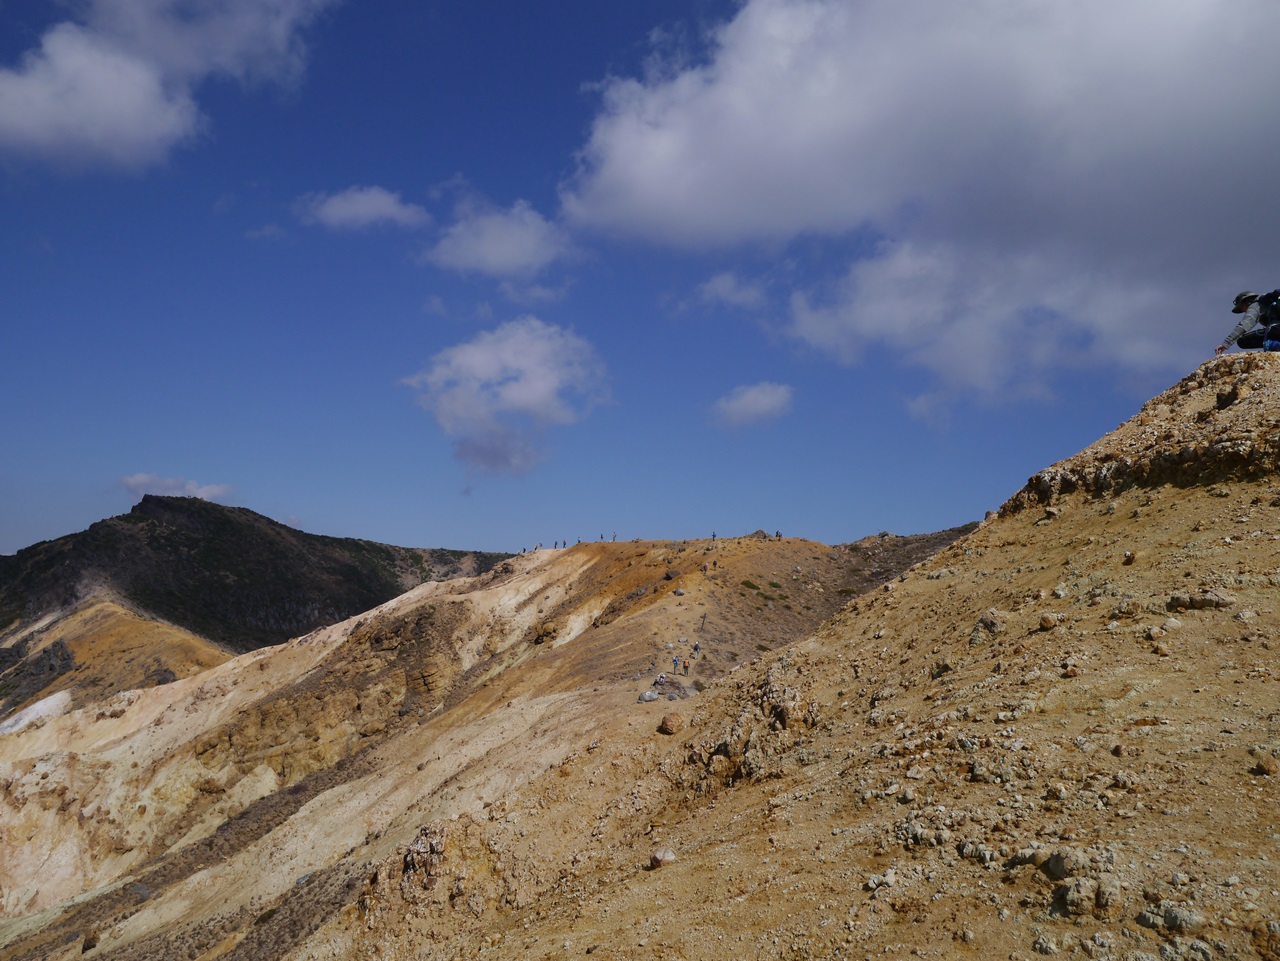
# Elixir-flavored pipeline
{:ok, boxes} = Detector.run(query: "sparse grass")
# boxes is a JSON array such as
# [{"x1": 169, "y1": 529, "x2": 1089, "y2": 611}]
[{"x1": 740, "y1": 580, "x2": 760, "y2": 591}]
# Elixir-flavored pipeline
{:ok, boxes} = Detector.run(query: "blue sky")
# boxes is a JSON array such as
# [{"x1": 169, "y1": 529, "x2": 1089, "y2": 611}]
[{"x1": 3, "y1": 0, "x2": 1280, "y2": 556}]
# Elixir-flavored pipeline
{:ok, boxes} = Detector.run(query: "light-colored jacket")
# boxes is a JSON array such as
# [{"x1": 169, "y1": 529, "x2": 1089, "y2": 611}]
[{"x1": 1221, "y1": 301, "x2": 1263, "y2": 351}]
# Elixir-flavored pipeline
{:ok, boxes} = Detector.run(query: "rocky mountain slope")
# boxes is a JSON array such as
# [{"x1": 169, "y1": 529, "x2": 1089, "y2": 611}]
[
  {"x1": 0, "y1": 496, "x2": 511, "y2": 718},
  {"x1": 0, "y1": 518, "x2": 959, "y2": 961},
  {"x1": 3, "y1": 354, "x2": 1278, "y2": 961}
]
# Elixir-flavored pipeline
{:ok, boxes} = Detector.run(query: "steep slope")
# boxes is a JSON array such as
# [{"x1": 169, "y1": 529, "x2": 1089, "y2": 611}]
[
  {"x1": 0, "y1": 530, "x2": 948, "y2": 961},
  {"x1": 0, "y1": 496, "x2": 510, "y2": 717}
]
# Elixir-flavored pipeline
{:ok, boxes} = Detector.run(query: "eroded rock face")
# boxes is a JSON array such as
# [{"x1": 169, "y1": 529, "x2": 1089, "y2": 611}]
[{"x1": 1003, "y1": 354, "x2": 1280, "y2": 513}]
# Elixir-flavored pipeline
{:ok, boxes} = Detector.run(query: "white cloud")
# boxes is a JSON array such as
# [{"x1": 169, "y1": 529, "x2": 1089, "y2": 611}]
[
  {"x1": 425, "y1": 200, "x2": 571, "y2": 278},
  {"x1": 562, "y1": 0, "x2": 1280, "y2": 390},
  {"x1": 120, "y1": 473, "x2": 233, "y2": 501},
  {"x1": 0, "y1": 25, "x2": 200, "y2": 168},
  {"x1": 403, "y1": 317, "x2": 608, "y2": 474},
  {"x1": 0, "y1": 0, "x2": 335, "y2": 169},
  {"x1": 297, "y1": 185, "x2": 430, "y2": 230},
  {"x1": 713, "y1": 381, "x2": 793, "y2": 428},
  {"x1": 697, "y1": 271, "x2": 765, "y2": 310}
]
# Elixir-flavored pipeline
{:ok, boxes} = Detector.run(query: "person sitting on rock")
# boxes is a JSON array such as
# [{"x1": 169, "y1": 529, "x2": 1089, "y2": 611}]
[{"x1": 1217, "y1": 290, "x2": 1280, "y2": 354}]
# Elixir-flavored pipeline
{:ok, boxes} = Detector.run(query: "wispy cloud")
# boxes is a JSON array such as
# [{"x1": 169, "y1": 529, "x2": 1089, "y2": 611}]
[
  {"x1": 0, "y1": 0, "x2": 336, "y2": 169},
  {"x1": 403, "y1": 317, "x2": 608, "y2": 474},
  {"x1": 697, "y1": 271, "x2": 766, "y2": 310},
  {"x1": 713, "y1": 382, "x2": 793, "y2": 428},
  {"x1": 120, "y1": 473, "x2": 233, "y2": 501},
  {"x1": 297, "y1": 185, "x2": 430, "y2": 230},
  {"x1": 425, "y1": 200, "x2": 570, "y2": 278}
]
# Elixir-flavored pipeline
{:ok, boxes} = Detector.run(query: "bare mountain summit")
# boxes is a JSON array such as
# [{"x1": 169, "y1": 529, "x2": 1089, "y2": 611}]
[
  {"x1": 3, "y1": 354, "x2": 1280, "y2": 961},
  {"x1": 0, "y1": 496, "x2": 510, "y2": 719}
]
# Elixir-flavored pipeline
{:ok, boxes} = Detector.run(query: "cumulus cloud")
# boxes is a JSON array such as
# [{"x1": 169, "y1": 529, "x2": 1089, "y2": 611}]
[
  {"x1": 0, "y1": 0, "x2": 335, "y2": 169},
  {"x1": 425, "y1": 200, "x2": 571, "y2": 278},
  {"x1": 562, "y1": 0, "x2": 1280, "y2": 391},
  {"x1": 713, "y1": 382, "x2": 793, "y2": 428},
  {"x1": 697, "y1": 271, "x2": 766, "y2": 310},
  {"x1": 297, "y1": 185, "x2": 430, "y2": 230},
  {"x1": 120, "y1": 473, "x2": 233, "y2": 501},
  {"x1": 403, "y1": 317, "x2": 608, "y2": 474}
]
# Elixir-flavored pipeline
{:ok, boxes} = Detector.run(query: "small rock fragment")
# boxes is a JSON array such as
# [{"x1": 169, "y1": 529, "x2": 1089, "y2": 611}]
[{"x1": 649, "y1": 848, "x2": 677, "y2": 869}]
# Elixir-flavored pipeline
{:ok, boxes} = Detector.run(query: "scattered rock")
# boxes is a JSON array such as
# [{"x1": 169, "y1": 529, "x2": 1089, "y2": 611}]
[
  {"x1": 1138, "y1": 902, "x2": 1207, "y2": 935},
  {"x1": 1033, "y1": 932, "x2": 1060, "y2": 954},
  {"x1": 1060, "y1": 877, "x2": 1099, "y2": 916},
  {"x1": 1044, "y1": 849, "x2": 1089, "y2": 881},
  {"x1": 1253, "y1": 754, "x2": 1279, "y2": 777},
  {"x1": 658, "y1": 713, "x2": 685, "y2": 735},
  {"x1": 649, "y1": 848, "x2": 677, "y2": 869}
]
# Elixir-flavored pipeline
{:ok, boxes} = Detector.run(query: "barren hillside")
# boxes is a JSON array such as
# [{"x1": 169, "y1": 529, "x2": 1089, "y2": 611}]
[
  {"x1": 3, "y1": 354, "x2": 1279, "y2": 961},
  {"x1": 0, "y1": 521, "x2": 953, "y2": 961}
]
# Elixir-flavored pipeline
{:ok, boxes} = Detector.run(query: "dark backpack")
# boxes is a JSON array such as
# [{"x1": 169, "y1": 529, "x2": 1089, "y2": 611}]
[{"x1": 1260, "y1": 290, "x2": 1280, "y2": 350}]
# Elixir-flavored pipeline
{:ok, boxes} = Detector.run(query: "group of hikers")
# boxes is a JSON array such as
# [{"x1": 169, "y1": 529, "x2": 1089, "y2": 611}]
[{"x1": 653, "y1": 639, "x2": 701, "y2": 686}]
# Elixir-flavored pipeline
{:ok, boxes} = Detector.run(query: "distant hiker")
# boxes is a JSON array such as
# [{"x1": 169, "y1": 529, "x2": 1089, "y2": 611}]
[
  {"x1": 693, "y1": 640, "x2": 700, "y2": 657},
  {"x1": 654, "y1": 673, "x2": 666, "y2": 687},
  {"x1": 775, "y1": 530, "x2": 781, "y2": 540},
  {"x1": 673, "y1": 655, "x2": 681, "y2": 672},
  {"x1": 1217, "y1": 290, "x2": 1280, "y2": 354},
  {"x1": 712, "y1": 531, "x2": 716, "y2": 541},
  {"x1": 683, "y1": 659, "x2": 690, "y2": 676}
]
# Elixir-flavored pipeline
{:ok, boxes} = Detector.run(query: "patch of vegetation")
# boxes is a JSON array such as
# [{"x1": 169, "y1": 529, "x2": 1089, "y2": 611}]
[
  {"x1": 768, "y1": 581, "x2": 783, "y2": 589},
  {"x1": 740, "y1": 580, "x2": 760, "y2": 591}
]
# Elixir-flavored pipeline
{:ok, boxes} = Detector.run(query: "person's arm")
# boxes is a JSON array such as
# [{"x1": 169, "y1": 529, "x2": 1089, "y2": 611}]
[{"x1": 1218, "y1": 302, "x2": 1261, "y2": 354}]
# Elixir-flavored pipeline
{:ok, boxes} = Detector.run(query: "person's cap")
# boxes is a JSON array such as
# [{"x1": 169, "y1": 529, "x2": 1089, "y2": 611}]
[{"x1": 1233, "y1": 290, "x2": 1259, "y2": 313}]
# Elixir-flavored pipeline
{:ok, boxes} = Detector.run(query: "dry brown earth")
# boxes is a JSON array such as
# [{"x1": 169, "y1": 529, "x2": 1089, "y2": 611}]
[{"x1": 4, "y1": 354, "x2": 1280, "y2": 961}]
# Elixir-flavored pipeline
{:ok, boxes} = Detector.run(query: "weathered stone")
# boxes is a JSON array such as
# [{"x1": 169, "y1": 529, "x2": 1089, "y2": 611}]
[
  {"x1": 649, "y1": 848, "x2": 677, "y2": 869},
  {"x1": 1095, "y1": 876, "x2": 1122, "y2": 913},
  {"x1": 1141, "y1": 902, "x2": 1207, "y2": 934},
  {"x1": 1061, "y1": 877, "x2": 1098, "y2": 916},
  {"x1": 1164, "y1": 904, "x2": 1207, "y2": 934},
  {"x1": 1252, "y1": 754, "x2": 1279, "y2": 777},
  {"x1": 1033, "y1": 932, "x2": 1060, "y2": 954},
  {"x1": 1044, "y1": 849, "x2": 1089, "y2": 881},
  {"x1": 658, "y1": 713, "x2": 685, "y2": 735},
  {"x1": 1190, "y1": 589, "x2": 1238, "y2": 610}
]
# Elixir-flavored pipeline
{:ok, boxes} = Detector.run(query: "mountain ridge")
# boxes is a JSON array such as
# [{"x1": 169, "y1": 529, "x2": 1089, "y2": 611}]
[{"x1": 0, "y1": 495, "x2": 512, "y2": 719}]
